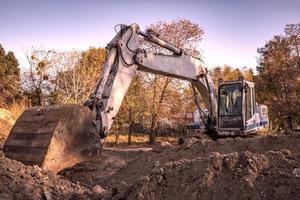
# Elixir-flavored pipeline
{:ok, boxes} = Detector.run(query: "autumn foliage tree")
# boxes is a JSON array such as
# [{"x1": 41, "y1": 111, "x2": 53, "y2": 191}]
[
  {"x1": 57, "y1": 47, "x2": 106, "y2": 104},
  {"x1": 142, "y1": 19, "x2": 204, "y2": 143},
  {"x1": 145, "y1": 19, "x2": 204, "y2": 56},
  {"x1": 0, "y1": 44, "x2": 21, "y2": 106},
  {"x1": 212, "y1": 65, "x2": 254, "y2": 85},
  {"x1": 22, "y1": 47, "x2": 106, "y2": 105},
  {"x1": 256, "y1": 23, "x2": 300, "y2": 131},
  {"x1": 22, "y1": 48, "x2": 62, "y2": 106}
]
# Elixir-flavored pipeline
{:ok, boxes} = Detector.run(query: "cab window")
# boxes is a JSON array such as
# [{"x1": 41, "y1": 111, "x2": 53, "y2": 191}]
[{"x1": 219, "y1": 84, "x2": 242, "y2": 116}]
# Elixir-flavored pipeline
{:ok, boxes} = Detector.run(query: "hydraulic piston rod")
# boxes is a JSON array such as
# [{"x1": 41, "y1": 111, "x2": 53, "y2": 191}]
[{"x1": 139, "y1": 30, "x2": 182, "y2": 55}]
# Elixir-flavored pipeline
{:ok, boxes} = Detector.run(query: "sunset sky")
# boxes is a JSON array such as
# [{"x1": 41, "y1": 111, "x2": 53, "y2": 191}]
[{"x1": 1, "y1": 0, "x2": 300, "y2": 70}]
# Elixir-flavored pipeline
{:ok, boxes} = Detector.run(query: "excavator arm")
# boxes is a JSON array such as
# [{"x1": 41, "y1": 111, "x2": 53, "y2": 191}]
[{"x1": 84, "y1": 24, "x2": 218, "y2": 140}]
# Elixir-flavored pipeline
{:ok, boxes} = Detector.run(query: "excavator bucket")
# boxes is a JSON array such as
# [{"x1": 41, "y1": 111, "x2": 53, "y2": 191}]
[{"x1": 3, "y1": 104, "x2": 101, "y2": 172}]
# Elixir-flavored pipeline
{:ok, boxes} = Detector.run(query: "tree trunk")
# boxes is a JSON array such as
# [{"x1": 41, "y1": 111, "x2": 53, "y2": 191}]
[
  {"x1": 149, "y1": 77, "x2": 172, "y2": 144},
  {"x1": 149, "y1": 113, "x2": 157, "y2": 144},
  {"x1": 114, "y1": 120, "x2": 119, "y2": 145},
  {"x1": 128, "y1": 108, "x2": 133, "y2": 145},
  {"x1": 149, "y1": 76, "x2": 158, "y2": 144}
]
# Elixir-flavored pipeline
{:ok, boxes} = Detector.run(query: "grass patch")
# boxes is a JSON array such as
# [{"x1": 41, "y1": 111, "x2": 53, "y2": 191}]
[
  {"x1": 105, "y1": 133, "x2": 178, "y2": 146},
  {"x1": 105, "y1": 134, "x2": 149, "y2": 144},
  {"x1": 4, "y1": 102, "x2": 27, "y2": 120}
]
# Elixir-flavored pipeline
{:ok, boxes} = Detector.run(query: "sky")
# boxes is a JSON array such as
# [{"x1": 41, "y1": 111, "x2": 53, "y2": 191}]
[{"x1": 0, "y1": 0, "x2": 300, "y2": 70}]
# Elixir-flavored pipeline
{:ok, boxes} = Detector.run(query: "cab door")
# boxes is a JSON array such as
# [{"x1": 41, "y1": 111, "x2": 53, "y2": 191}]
[
  {"x1": 244, "y1": 83, "x2": 256, "y2": 132},
  {"x1": 218, "y1": 82, "x2": 244, "y2": 133}
]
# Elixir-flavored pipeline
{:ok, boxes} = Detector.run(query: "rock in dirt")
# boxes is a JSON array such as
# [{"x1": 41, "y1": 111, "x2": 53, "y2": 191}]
[
  {"x1": 92, "y1": 185, "x2": 106, "y2": 198},
  {"x1": 152, "y1": 142, "x2": 173, "y2": 153}
]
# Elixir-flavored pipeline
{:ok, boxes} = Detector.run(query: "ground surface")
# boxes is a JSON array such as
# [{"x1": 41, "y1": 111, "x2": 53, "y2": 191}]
[
  {"x1": 61, "y1": 134, "x2": 300, "y2": 200},
  {"x1": 1, "y1": 119, "x2": 300, "y2": 199}
]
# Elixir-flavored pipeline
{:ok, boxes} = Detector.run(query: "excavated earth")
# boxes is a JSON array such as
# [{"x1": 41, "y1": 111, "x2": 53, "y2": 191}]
[
  {"x1": 0, "y1": 121, "x2": 300, "y2": 200},
  {"x1": 61, "y1": 134, "x2": 300, "y2": 200}
]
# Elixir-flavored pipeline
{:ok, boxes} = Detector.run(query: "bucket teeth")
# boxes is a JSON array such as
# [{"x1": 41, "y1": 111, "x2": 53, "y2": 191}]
[{"x1": 4, "y1": 105, "x2": 101, "y2": 172}]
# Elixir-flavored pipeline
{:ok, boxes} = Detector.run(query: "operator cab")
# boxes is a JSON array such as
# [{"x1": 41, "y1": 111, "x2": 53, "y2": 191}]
[{"x1": 217, "y1": 79, "x2": 268, "y2": 136}]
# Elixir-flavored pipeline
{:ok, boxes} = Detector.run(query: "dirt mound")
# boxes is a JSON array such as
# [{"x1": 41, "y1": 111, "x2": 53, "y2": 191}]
[
  {"x1": 109, "y1": 150, "x2": 300, "y2": 200},
  {"x1": 1, "y1": 133, "x2": 299, "y2": 199},
  {"x1": 0, "y1": 151, "x2": 98, "y2": 199},
  {"x1": 61, "y1": 134, "x2": 300, "y2": 200},
  {"x1": 60, "y1": 149, "x2": 147, "y2": 188}
]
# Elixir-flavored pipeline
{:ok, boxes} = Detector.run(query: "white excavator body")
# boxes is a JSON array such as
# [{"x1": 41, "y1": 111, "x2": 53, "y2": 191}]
[{"x1": 4, "y1": 23, "x2": 268, "y2": 171}]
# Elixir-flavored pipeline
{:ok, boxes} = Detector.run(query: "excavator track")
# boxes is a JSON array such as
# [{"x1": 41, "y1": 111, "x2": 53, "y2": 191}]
[{"x1": 4, "y1": 104, "x2": 101, "y2": 172}]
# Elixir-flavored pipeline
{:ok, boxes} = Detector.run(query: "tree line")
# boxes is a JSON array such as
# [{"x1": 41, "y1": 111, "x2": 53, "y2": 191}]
[{"x1": 0, "y1": 19, "x2": 299, "y2": 139}]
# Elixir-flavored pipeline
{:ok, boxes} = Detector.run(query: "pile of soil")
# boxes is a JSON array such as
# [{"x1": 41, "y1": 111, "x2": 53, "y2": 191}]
[
  {"x1": 0, "y1": 151, "x2": 103, "y2": 199},
  {"x1": 62, "y1": 134, "x2": 300, "y2": 200},
  {"x1": 60, "y1": 148, "x2": 149, "y2": 188},
  {"x1": 0, "y1": 133, "x2": 300, "y2": 199},
  {"x1": 108, "y1": 149, "x2": 300, "y2": 200}
]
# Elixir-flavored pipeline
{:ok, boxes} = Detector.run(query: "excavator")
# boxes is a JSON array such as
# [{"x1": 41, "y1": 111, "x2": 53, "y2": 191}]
[{"x1": 3, "y1": 24, "x2": 268, "y2": 172}]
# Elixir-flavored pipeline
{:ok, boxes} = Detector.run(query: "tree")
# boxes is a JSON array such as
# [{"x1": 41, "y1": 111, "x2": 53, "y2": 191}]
[
  {"x1": 256, "y1": 23, "x2": 300, "y2": 131},
  {"x1": 22, "y1": 48, "x2": 63, "y2": 106},
  {"x1": 115, "y1": 73, "x2": 148, "y2": 143},
  {"x1": 143, "y1": 19, "x2": 204, "y2": 143},
  {"x1": 56, "y1": 47, "x2": 106, "y2": 104},
  {"x1": 0, "y1": 44, "x2": 21, "y2": 106},
  {"x1": 23, "y1": 47, "x2": 106, "y2": 106},
  {"x1": 145, "y1": 19, "x2": 204, "y2": 56},
  {"x1": 211, "y1": 65, "x2": 253, "y2": 86}
]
